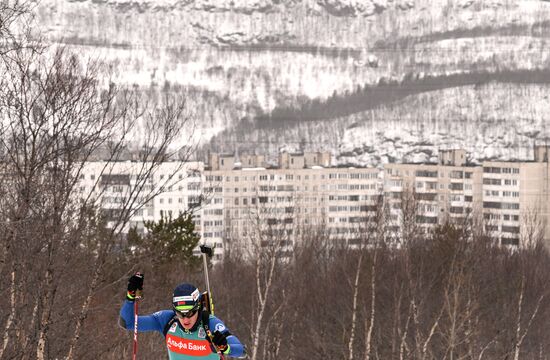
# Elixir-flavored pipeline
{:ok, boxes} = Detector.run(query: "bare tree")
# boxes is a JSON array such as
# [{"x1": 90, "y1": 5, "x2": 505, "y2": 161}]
[
  {"x1": 238, "y1": 199, "x2": 289, "y2": 360},
  {"x1": 0, "y1": 0, "x2": 37, "y2": 59},
  {"x1": 347, "y1": 247, "x2": 363, "y2": 360},
  {"x1": 0, "y1": 39, "x2": 195, "y2": 358}
]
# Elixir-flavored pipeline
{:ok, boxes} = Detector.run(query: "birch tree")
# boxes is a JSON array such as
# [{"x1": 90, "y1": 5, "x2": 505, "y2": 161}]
[{"x1": 0, "y1": 39, "x2": 195, "y2": 358}]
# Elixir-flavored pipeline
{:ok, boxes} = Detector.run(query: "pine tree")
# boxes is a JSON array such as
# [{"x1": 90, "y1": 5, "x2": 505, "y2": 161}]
[{"x1": 133, "y1": 212, "x2": 201, "y2": 266}]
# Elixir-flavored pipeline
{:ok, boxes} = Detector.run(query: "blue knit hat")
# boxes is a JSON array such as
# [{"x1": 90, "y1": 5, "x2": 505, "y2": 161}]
[{"x1": 172, "y1": 283, "x2": 201, "y2": 313}]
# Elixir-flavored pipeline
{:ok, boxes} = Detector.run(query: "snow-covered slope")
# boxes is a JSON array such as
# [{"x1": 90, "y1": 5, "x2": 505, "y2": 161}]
[{"x1": 35, "y1": 0, "x2": 550, "y2": 164}]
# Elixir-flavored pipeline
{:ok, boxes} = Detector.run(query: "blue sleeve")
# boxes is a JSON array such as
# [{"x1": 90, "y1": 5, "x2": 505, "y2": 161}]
[
  {"x1": 119, "y1": 300, "x2": 173, "y2": 333},
  {"x1": 209, "y1": 315, "x2": 246, "y2": 358}
]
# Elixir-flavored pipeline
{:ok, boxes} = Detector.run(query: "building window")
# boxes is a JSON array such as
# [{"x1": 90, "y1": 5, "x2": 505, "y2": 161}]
[
  {"x1": 484, "y1": 213, "x2": 501, "y2": 220},
  {"x1": 483, "y1": 178, "x2": 502, "y2": 185},
  {"x1": 450, "y1": 183, "x2": 463, "y2": 191},
  {"x1": 502, "y1": 225, "x2": 520, "y2": 234},
  {"x1": 450, "y1": 207, "x2": 463, "y2": 214},
  {"x1": 483, "y1": 202, "x2": 519, "y2": 210},
  {"x1": 450, "y1": 171, "x2": 463, "y2": 179},
  {"x1": 483, "y1": 167, "x2": 501, "y2": 174},
  {"x1": 501, "y1": 238, "x2": 519, "y2": 246},
  {"x1": 416, "y1": 216, "x2": 438, "y2": 224},
  {"x1": 416, "y1": 170, "x2": 438, "y2": 178}
]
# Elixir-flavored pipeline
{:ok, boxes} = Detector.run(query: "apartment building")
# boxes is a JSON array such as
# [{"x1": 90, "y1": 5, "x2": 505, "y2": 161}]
[
  {"x1": 77, "y1": 160, "x2": 205, "y2": 242},
  {"x1": 384, "y1": 149, "x2": 484, "y2": 238},
  {"x1": 74, "y1": 145, "x2": 550, "y2": 262},
  {"x1": 203, "y1": 151, "x2": 382, "y2": 257},
  {"x1": 482, "y1": 145, "x2": 550, "y2": 247},
  {"x1": 384, "y1": 146, "x2": 550, "y2": 248}
]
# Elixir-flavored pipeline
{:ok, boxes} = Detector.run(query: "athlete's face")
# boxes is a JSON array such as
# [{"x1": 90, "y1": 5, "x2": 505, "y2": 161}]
[{"x1": 177, "y1": 310, "x2": 199, "y2": 330}]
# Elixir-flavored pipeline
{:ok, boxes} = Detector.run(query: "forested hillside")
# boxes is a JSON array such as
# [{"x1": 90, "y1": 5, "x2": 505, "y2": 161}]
[{"x1": 34, "y1": 0, "x2": 550, "y2": 164}]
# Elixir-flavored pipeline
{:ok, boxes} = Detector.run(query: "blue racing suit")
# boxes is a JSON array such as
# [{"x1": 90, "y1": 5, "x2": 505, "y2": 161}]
[{"x1": 120, "y1": 300, "x2": 245, "y2": 359}]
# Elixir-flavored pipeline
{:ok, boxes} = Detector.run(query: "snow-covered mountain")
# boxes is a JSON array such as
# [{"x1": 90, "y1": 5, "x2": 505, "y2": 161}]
[{"x1": 36, "y1": 0, "x2": 550, "y2": 165}]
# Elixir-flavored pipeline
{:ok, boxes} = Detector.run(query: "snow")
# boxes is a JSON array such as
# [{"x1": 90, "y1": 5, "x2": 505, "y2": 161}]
[
  {"x1": 335, "y1": 83, "x2": 550, "y2": 167},
  {"x1": 30, "y1": 0, "x2": 550, "y2": 164}
]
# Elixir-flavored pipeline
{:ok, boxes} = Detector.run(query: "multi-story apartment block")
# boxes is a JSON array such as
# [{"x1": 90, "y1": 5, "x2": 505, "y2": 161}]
[
  {"x1": 384, "y1": 149, "x2": 484, "y2": 238},
  {"x1": 384, "y1": 146, "x2": 550, "y2": 248},
  {"x1": 202, "y1": 151, "x2": 382, "y2": 257},
  {"x1": 77, "y1": 160, "x2": 204, "y2": 238},
  {"x1": 481, "y1": 145, "x2": 550, "y2": 247},
  {"x1": 74, "y1": 145, "x2": 550, "y2": 262}
]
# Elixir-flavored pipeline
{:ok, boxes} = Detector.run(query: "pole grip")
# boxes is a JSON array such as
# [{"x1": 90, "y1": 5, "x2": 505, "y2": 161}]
[{"x1": 200, "y1": 244, "x2": 213, "y2": 257}]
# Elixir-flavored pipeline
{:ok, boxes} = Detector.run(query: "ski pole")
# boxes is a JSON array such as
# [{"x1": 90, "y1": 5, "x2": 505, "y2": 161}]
[
  {"x1": 132, "y1": 289, "x2": 142, "y2": 360},
  {"x1": 199, "y1": 244, "x2": 225, "y2": 360},
  {"x1": 200, "y1": 244, "x2": 214, "y2": 314}
]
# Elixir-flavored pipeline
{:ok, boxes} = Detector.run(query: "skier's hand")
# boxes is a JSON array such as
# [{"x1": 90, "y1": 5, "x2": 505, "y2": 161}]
[
  {"x1": 126, "y1": 272, "x2": 144, "y2": 301},
  {"x1": 212, "y1": 330, "x2": 230, "y2": 354}
]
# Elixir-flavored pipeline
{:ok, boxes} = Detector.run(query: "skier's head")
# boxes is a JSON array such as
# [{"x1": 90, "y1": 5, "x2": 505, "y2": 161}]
[{"x1": 172, "y1": 283, "x2": 202, "y2": 330}]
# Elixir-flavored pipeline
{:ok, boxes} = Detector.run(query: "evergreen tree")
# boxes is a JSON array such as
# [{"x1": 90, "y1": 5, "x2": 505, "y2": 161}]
[{"x1": 132, "y1": 212, "x2": 201, "y2": 266}]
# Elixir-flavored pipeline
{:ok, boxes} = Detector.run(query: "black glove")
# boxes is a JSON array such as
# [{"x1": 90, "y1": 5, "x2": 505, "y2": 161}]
[
  {"x1": 212, "y1": 330, "x2": 230, "y2": 353},
  {"x1": 126, "y1": 272, "x2": 144, "y2": 301}
]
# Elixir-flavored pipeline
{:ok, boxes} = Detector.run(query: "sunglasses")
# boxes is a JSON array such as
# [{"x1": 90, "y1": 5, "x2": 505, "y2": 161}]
[{"x1": 175, "y1": 305, "x2": 200, "y2": 319}]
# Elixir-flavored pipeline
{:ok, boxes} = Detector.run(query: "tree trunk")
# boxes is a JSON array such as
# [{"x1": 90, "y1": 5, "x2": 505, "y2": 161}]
[
  {"x1": 348, "y1": 252, "x2": 363, "y2": 360},
  {"x1": 364, "y1": 251, "x2": 377, "y2": 360},
  {"x1": 66, "y1": 261, "x2": 101, "y2": 360},
  {"x1": 250, "y1": 252, "x2": 277, "y2": 360},
  {"x1": 0, "y1": 270, "x2": 16, "y2": 358},
  {"x1": 36, "y1": 267, "x2": 55, "y2": 360}
]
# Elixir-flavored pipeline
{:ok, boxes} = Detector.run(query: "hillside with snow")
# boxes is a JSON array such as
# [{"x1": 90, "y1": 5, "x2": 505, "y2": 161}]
[{"x1": 35, "y1": 0, "x2": 550, "y2": 165}]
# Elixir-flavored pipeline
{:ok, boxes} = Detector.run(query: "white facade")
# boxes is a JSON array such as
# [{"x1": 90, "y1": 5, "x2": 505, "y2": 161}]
[
  {"x1": 481, "y1": 160, "x2": 550, "y2": 247},
  {"x1": 384, "y1": 161, "x2": 483, "y2": 239},
  {"x1": 383, "y1": 147, "x2": 550, "y2": 248},
  {"x1": 73, "y1": 146, "x2": 550, "y2": 262},
  {"x1": 203, "y1": 165, "x2": 382, "y2": 257},
  {"x1": 77, "y1": 161, "x2": 205, "y2": 244}
]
